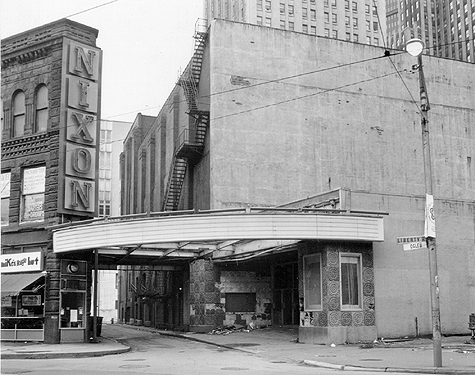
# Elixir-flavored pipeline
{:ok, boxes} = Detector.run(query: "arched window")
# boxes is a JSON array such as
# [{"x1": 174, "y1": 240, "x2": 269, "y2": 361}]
[
  {"x1": 35, "y1": 85, "x2": 48, "y2": 133},
  {"x1": 13, "y1": 90, "x2": 25, "y2": 137}
]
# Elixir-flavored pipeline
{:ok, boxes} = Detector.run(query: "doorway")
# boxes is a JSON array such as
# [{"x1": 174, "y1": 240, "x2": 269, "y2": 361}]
[{"x1": 273, "y1": 262, "x2": 299, "y2": 326}]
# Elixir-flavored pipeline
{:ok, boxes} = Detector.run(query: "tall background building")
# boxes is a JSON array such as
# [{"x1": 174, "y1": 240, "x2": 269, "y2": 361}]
[
  {"x1": 96, "y1": 119, "x2": 132, "y2": 324},
  {"x1": 204, "y1": 0, "x2": 474, "y2": 62},
  {"x1": 204, "y1": 0, "x2": 387, "y2": 46},
  {"x1": 387, "y1": 0, "x2": 474, "y2": 62}
]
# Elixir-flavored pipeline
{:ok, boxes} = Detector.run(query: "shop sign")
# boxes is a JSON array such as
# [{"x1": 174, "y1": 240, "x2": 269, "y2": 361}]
[
  {"x1": 22, "y1": 295, "x2": 42, "y2": 306},
  {"x1": 58, "y1": 39, "x2": 102, "y2": 217},
  {"x1": 0, "y1": 251, "x2": 43, "y2": 273}
]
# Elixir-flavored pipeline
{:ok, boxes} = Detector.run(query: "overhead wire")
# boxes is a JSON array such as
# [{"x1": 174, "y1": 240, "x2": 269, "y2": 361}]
[
  {"x1": 201, "y1": 52, "x2": 402, "y2": 98},
  {"x1": 69, "y1": 51, "x2": 405, "y2": 126},
  {"x1": 211, "y1": 69, "x2": 404, "y2": 121},
  {"x1": 372, "y1": 1, "x2": 421, "y2": 113},
  {"x1": 65, "y1": 0, "x2": 119, "y2": 19}
]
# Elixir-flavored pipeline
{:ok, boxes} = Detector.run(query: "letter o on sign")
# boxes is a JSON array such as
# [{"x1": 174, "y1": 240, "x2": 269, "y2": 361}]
[{"x1": 72, "y1": 148, "x2": 92, "y2": 174}]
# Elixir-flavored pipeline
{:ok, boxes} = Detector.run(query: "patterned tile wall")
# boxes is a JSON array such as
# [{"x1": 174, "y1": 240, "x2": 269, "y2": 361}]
[
  {"x1": 189, "y1": 259, "x2": 222, "y2": 327},
  {"x1": 299, "y1": 242, "x2": 375, "y2": 329}
]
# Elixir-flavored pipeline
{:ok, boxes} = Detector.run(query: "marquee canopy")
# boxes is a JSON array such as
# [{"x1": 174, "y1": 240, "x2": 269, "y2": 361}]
[{"x1": 52, "y1": 208, "x2": 385, "y2": 266}]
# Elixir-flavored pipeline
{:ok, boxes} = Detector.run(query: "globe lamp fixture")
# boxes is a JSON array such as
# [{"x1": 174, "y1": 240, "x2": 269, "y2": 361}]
[{"x1": 405, "y1": 38, "x2": 424, "y2": 57}]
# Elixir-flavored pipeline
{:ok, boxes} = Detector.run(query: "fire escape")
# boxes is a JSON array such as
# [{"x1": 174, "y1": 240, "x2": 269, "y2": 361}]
[{"x1": 162, "y1": 20, "x2": 209, "y2": 211}]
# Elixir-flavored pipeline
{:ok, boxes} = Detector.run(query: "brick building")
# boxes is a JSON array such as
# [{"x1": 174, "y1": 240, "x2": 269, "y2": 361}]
[{"x1": 1, "y1": 19, "x2": 102, "y2": 343}]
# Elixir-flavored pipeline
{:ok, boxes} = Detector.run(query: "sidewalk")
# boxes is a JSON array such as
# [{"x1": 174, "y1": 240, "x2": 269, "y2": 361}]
[
  {"x1": 0, "y1": 333, "x2": 130, "y2": 359},
  {"x1": 2, "y1": 323, "x2": 474, "y2": 374}
]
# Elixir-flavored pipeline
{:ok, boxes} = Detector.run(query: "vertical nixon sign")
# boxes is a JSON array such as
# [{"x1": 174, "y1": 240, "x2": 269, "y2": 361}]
[{"x1": 59, "y1": 40, "x2": 102, "y2": 216}]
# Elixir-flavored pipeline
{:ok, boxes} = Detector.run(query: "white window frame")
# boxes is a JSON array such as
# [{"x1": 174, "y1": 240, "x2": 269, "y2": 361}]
[{"x1": 339, "y1": 253, "x2": 363, "y2": 311}]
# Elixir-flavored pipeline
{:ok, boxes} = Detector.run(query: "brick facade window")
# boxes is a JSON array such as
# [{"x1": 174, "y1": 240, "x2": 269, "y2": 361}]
[
  {"x1": 20, "y1": 166, "x2": 45, "y2": 224},
  {"x1": 35, "y1": 85, "x2": 48, "y2": 133},
  {"x1": 13, "y1": 90, "x2": 26, "y2": 137}
]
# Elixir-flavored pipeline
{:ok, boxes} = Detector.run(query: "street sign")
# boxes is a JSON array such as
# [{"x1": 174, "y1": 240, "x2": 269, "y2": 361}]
[{"x1": 397, "y1": 236, "x2": 427, "y2": 251}]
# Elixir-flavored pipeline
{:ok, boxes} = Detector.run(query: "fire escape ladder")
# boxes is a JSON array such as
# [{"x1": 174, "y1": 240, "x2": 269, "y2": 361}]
[
  {"x1": 162, "y1": 157, "x2": 187, "y2": 211},
  {"x1": 193, "y1": 111, "x2": 209, "y2": 147},
  {"x1": 164, "y1": 20, "x2": 208, "y2": 212},
  {"x1": 191, "y1": 29, "x2": 206, "y2": 84},
  {"x1": 177, "y1": 20, "x2": 208, "y2": 113}
]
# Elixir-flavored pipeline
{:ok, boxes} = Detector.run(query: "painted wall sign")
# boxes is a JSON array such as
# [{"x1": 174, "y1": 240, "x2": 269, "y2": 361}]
[
  {"x1": 58, "y1": 39, "x2": 102, "y2": 216},
  {"x1": 0, "y1": 251, "x2": 43, "y2": 273}
]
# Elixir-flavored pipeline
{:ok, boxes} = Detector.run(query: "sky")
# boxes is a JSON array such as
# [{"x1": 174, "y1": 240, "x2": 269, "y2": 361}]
[{"x1": 1, "y1": 0, "x2": 203, "y2": 123}]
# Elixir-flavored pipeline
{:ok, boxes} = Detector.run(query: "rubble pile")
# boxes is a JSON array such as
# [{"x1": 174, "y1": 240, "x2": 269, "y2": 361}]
[{"x1": 207, "y1": 325, "x2": 250, "y2": 335}]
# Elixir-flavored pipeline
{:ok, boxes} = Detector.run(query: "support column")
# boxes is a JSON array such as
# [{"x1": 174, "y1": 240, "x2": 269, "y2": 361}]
[
  {"x1": 189, "y1": 259, "x2": 222, "y2": 332},
  {"x1": 44, "y1": 249, "x2": 60, "y2": 344}
]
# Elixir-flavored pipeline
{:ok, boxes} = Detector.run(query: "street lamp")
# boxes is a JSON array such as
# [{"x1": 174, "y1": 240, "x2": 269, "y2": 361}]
[{"x1": 405, "y1": 37, "x2": 442, "y2": 368}]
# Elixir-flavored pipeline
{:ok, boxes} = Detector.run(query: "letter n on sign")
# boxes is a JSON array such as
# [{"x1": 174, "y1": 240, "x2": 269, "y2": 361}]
[{"x1": 64, "y1": 177, "x2": 95, "y2": 213}]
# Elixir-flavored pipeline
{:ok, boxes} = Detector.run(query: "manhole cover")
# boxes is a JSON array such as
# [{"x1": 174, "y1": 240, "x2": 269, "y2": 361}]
[
  {"x1": 119, "y1": 365, "x2": 150, "y2": 369},
  {"x1": 226, "y1": 343, "x2": 261, "y2": 347},
  {"x1": 359, "y1": 358, "x2": 383, "y2": 361},
  {"x1": 221, "y1": 367, "x2": 250, "y2": 371}
]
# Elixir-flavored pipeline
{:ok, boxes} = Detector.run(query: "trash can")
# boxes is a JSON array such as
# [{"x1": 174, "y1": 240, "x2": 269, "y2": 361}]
[
  {"x1": 88, "y1": 316, "x2": 103, "y2": 337},
  {"x1": 97, "y1": 316, "x2": 103, "y2": 336}
]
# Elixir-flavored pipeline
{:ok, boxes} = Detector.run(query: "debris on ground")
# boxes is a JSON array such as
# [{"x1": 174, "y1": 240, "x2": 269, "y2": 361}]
[
  {"x1": 207, "y1": 325, "x2": 249, "y2": 335},
  {"x1": 207, "y1": 323, "x2": 270, "y2": 335}
]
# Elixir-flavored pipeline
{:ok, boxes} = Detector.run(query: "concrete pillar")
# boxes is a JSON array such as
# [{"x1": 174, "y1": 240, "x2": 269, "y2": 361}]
[{"x1": 188, "y1": 259, "x2": 222, "y2": 332}]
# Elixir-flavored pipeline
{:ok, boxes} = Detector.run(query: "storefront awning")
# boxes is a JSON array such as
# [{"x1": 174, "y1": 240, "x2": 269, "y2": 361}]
[{"x1": 1, "y1": 272, "x2": 45, "y2": 297}]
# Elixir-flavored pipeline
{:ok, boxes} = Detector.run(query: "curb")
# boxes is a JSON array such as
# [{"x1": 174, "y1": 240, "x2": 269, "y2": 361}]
[
  {"x1": 1, "y1": 337, "x2": 131, "y2": 360},
  {"x1": 0, "y1": 346, "x2": 130, "y2": 360},
  {"x1": 158, "y1": 331, "x2": 259, "y2": 353},
  {"x1": 303, "y1": 360, "x2": 475, "y2": 374}
]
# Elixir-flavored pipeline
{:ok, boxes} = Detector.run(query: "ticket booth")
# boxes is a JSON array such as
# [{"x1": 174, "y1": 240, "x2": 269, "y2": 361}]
[{"x1": 60, "y1": 259, "x2": 87, "y2": 342}]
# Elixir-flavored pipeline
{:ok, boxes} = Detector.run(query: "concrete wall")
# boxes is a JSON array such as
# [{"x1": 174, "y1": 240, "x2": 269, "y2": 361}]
[
  {"x1": 349, "y1": 190, "x2": 475, "y2": 337},
  {"x1": 208, "y1": 20, "x2": 474, "y2": 208}
]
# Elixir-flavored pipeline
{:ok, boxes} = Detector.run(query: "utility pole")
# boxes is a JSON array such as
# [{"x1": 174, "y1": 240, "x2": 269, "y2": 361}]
[{"x1": 417, "y1": 53, "x2": 442, "y2": 367}]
